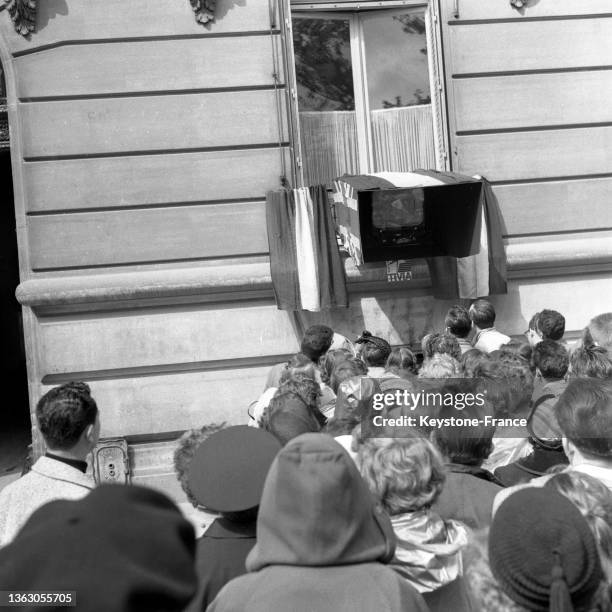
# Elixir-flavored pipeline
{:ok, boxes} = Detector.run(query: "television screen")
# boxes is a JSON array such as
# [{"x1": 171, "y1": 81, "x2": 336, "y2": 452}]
[{"x1": 371, "y1": 189, "x2": 425, "y2": 230}]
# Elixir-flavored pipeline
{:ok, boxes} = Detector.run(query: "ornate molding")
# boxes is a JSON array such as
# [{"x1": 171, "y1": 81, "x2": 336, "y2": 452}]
[
  {"x1": 189, "y1": 0, "x2": 216, "y2": 25},
  {"x1": 1, "y1": 0, "x2": 37, "y2": 36}
]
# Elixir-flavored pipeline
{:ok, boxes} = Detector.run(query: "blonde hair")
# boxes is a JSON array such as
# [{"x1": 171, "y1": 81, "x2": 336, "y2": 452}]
[
  {"x1": 418, "y1": 353, "x2": 461, "y2": 379},
  {"x1": 357, "y1": 434, "x2": 445, "y2": 515}
]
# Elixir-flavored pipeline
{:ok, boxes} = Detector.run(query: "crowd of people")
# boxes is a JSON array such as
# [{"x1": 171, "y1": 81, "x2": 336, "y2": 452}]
[{"x1": 1, "y1": 302, "x2": 612, "y2": 611}]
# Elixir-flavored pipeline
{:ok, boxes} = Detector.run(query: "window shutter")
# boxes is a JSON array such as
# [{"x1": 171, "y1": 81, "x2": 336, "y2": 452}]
[{"x1": 426, "y1": 1, "x2": 450, "y2": 171}]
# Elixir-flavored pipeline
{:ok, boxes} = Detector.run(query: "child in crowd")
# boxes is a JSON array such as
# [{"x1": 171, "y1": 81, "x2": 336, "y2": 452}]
[
  {"x1": 569, "y1": 344, "x2": 612, "y2": 379},
  {"x1": 385, "y1": 346, "x2": 418, "y2": 379},
  {"x1": 355, "y1": 330, "x2": 393, "y2": 378}
]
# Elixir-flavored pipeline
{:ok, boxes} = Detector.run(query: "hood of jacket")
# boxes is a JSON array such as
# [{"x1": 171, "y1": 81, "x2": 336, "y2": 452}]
[
  {"x1": 390, "y1": 510, "x2": 468, "y2": 592},
  {"x1": 246, "y1": 433, "x2": 395, "y2": 571}
]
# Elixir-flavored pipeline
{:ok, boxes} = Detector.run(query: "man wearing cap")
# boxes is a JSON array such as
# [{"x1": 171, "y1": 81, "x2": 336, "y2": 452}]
[
  {"x1": 0, "y1": 382, "x2": 99, "y2": 547},
  {"x1": 175, "y1": 426, "x2": 281, "y2": 611}
]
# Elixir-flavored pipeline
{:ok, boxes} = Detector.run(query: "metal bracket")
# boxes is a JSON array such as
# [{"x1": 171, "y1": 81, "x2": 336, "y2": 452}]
[{"x1": 91, "y1": 438, "x2": 131, "y2": 485}]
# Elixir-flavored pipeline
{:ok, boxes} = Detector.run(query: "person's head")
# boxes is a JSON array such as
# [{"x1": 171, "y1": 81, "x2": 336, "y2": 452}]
[
  {"x1": 279, "y1": 353, "x2": 318, "y2": 384},
  {"x1": 418, "y1": 353, "x2": 461, "y2": 379},
  {"x1": 475, "y1": 356, "x2": 534, "y2": 417},
  {"x1": 355, "y1": 331, "x2": 391, "y2": 367},
  {"x1": 173, "y1": 423, "x2": 226, "y2": 507},
  {"x1": 461, "y1": 348, "x2": 490, "y2": 378},
  {"x1": 557, "y1": 378, "x2": 612, "y2": 462},
  {"x1": 569, "y1": 345, "x2": 612, "y2": 380},
  {"x1": 277, "y1": 372, "x2": 321, "y2": 409},
  {"x1": 185, "y1": 426, "x2": 281, "y2": 522},
  {"x1": 262, "y1": 386, "x2": 323, "y2": 446},
  {"x1": 329, "y1": 357, "x2": 368, "y2": 393},
  {"x1": 547, "y1": 471, "x2": 612, "y2": 582},
  {"x1": 488, "y1": 487, "x2": 605, "y2": 612},
  {"x1": 528, "y1": 310, "x2": 566, "y2": 345},
  {"x1": 445, "y1": 305, "x2": 472, "y2": 339},
  {"x1": 0, "y1": 485, "x2": 197, "y2": 612},
  {"x1": 36, "y1": 382, "x2": 100, "y2": 458},
  {"x1": 357, "y1": 434, "x2": 446, "y2": 515},
  {"x1": 532, "y1": 339, "x2": 570, "y2": 380},
  {"x1": 583, "y1": 313, "x2": 612, "y2": 354},
  {"x1": 319, "y1": 349, "x2": 352, "y2": 386},
  {"x1": 469, "y1": 299, "x2": 497, "y2": 330},
  {"x1": 300, "y1": 325, "x2": 334, "y2": 363},
  {"x1": 385, "y1": 347, "x2": 417, "y2": 377},
  {"x1": 431, "y1": 402, "x2": 495, "y2": 467},
  {"x1": 422, "y1": 332, "x2": 462, "y2": 361},
  {"x1": 246, "y1": 434, "x2": 395, "y2": 571}
]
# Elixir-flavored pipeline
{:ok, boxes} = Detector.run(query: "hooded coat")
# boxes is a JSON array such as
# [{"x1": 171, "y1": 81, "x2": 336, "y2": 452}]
[{"x1": 207, "y1": 434, "x2": 429, "y2": 612}]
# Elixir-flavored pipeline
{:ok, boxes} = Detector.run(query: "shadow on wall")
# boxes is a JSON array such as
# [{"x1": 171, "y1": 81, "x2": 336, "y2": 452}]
[{"x1": 37, "y1": 0, "x2": 69, "y2": 31}]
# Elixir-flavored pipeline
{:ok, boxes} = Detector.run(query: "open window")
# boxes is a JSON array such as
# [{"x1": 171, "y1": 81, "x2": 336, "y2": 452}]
[{"x1": 284, "y1": 0, "x2": 449, "y2": 187}]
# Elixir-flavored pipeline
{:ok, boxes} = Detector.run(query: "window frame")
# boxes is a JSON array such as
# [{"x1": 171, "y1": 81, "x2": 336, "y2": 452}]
[{"x1": 281, "y1": 0, "x2": 450, "y2": 187}]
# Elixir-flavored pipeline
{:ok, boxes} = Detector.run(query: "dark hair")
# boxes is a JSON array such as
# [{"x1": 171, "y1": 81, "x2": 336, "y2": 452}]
[
  {"x1": 445, "y1": 306, "x2": 472, "y2": 339},
  {"x1": 300, "y1": 325, "x2": 334, "y2": 363},
  {"x1": 262, "y1": 389, "x2": 322, "y2": 445},
  {"x1": 432, "y1": 402, "x2": 495, "y2": 466},
  {"x1": 319, "y1": 349, "x2": 351, "y2": 386},
  {"x1": 469, "y1": 299, "x2": 496, "y2": 329},
  {"x1": 356, "y1": 331, "x2": 391, "y2": 367},
  {"x1": 330, "y1": 358, "x2": 368, "y2": 393},
  {"x1": 570, "y1": 345, "x2": 612, "y2": 380},
  {"x1": 557, "y1": 379, "x2": 612, "y2": 458},
  {"x1": 475, "y1": 356, "x2": 534, "y2": 416},
  {"x1": 461, "y1": 349, "x2": 490, "y2": 378},
  {"x1": 279, "y1": 353, "x2": 317, "y2": 385},
  {"x1": 422, "y1": 332, "x2": 461, "y2": 361},
  {"x1": 532, "y1": 339, "x2": 569, "y2": 379},
  {"x1": 536, "y1": 309, "x2": 565, "y2": 341},
  {"x1": 36, "y1": 382, "x2": 98, "y2": 450},
  {"x1": 586, "y1": 313, "x2": 612, "y2": 354},
  {"x1": 385, "y1": 347, "x2": 417, "y2": 376}
]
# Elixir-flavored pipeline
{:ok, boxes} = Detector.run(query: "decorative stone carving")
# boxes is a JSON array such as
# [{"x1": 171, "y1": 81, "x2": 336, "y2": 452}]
[
  {"x1": 189, "y1": 0, "x2": 216, "y2": 25},
  {"x1": 1, "y1": 0, "x2": 37, "y2": 36}
]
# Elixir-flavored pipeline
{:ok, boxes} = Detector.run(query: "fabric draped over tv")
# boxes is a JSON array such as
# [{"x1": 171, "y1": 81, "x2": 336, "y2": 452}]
[{"x1": 265, "y1": 171, "x2": 507, "y2": 311}]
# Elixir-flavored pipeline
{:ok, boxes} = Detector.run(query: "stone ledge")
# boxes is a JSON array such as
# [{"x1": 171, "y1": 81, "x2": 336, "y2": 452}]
[{"x1": 16, "y1": 231, "x2": 612, "y2": 309}]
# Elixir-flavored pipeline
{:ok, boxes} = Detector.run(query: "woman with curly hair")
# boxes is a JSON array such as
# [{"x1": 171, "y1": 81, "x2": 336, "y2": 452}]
[{"x1": 356, "y1": 433, "x2": 472, "y2": 611}]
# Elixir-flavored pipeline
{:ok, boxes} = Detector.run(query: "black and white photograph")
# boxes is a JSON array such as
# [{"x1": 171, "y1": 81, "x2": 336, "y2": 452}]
[{"x1": 0, "y1": 0, "x2": 611, "y2": 610}]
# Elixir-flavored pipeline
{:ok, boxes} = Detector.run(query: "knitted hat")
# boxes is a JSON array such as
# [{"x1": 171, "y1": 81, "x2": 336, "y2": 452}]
[
  {"x1": 187, "y1": 425, "x2": 281, "y2": 513},
  {"x1": 0, "y1": 485, "x2": 197, "y2": 612},
  {"x1": 489, "y1": 487, "x2": 603, "y2": 612}
]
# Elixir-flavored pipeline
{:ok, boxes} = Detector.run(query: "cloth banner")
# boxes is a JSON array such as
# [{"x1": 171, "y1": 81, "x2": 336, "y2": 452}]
[{"x1": 266, "y1": 186, "x2": 348, "y2": 312}]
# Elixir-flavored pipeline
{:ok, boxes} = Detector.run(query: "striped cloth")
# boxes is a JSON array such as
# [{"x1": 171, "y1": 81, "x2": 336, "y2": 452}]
[{"x1": 266, "y1": 185, "x2": 348, "y2": 311}]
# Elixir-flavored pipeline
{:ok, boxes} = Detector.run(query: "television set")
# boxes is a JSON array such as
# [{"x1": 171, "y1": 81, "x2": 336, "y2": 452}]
[{"x1": 334, "y1": 175, "x2": 483, "y2": 264}]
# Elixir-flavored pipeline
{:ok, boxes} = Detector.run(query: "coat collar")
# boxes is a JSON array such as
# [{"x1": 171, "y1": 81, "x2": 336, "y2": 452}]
[
  {"x1": 446, "y1": 462, "x2": 503, "y2": 486},
  {"x1": 31, "y1": 456, "x2": 95, "y2": 490}
]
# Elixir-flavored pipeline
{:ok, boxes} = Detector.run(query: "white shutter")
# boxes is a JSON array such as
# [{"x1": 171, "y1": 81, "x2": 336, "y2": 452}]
[{"x1": 426, "y1": 0, "x2": 450, "y2": 171}]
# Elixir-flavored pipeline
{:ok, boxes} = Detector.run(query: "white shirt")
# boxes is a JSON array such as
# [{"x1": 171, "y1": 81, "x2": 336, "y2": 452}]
[{"x1": 472, "y1": 327, "x2": 511, "y2": 353}]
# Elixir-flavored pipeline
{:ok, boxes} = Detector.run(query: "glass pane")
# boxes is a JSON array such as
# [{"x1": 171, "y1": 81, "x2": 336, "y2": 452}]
[
  {"x1": 362, "y1": 12, "x2": 436, "y2": 172},
  {"x1": 292, "y1": 17, "x2": 359, "y2": 186}
]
